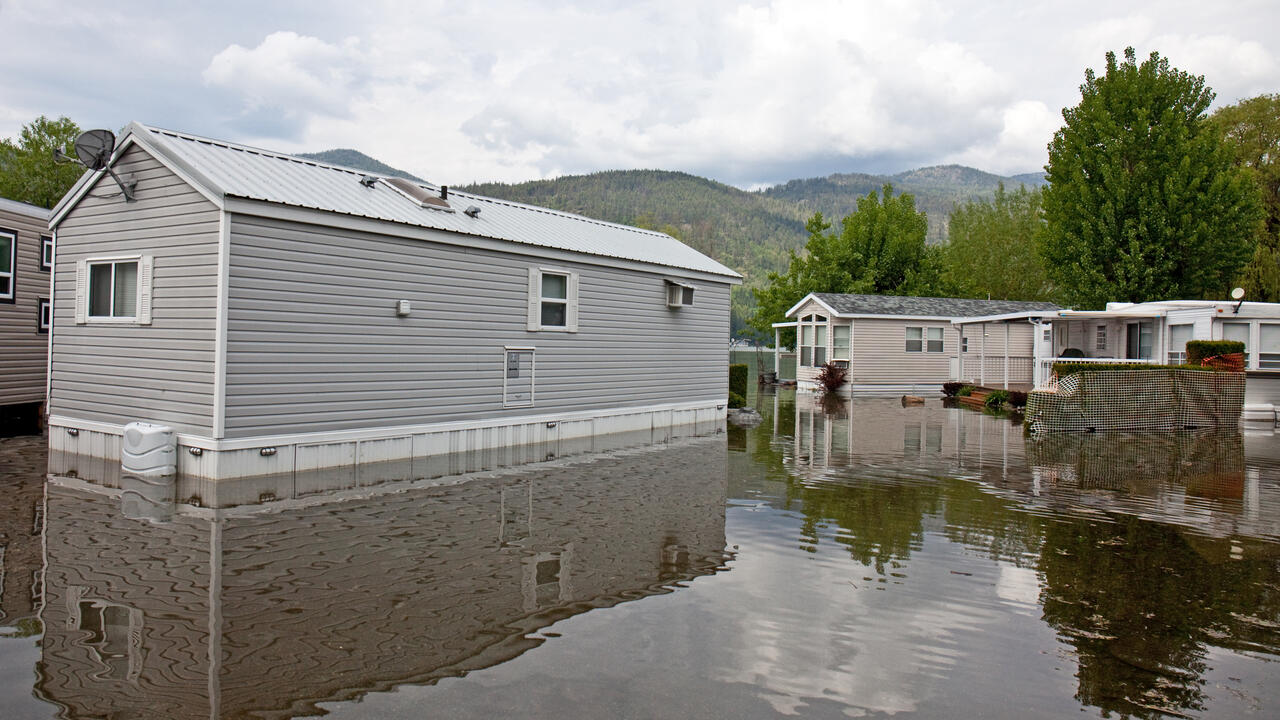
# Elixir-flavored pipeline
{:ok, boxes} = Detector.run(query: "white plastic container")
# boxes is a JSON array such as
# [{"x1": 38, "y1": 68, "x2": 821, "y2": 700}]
[{"x1": 121, "y1": 422, "x2": 176, "y2": 477}]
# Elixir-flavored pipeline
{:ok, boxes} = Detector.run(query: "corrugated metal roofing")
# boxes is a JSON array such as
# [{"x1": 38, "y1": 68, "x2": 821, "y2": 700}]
[
  {"x1": 809, "y1": 293, "x2": 1061, "y2": 318},
  {"x1": 132, "y1": 124, "x2": 740, "y2": 279},
  {"x1": 0, "y1": 196, "x2": 51, "y2": 219}
]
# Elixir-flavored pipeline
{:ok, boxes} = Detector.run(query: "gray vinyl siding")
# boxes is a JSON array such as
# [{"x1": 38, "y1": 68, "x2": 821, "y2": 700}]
[
  {"x1": 0, "y1": 205, "x2": 51, "y2": 406},
  {"x1": 223, "y1": 214, "x2": 730, "y2": 437},
  {"x1": 49, "y1": 144, "x2": 220, "y2": 434}
]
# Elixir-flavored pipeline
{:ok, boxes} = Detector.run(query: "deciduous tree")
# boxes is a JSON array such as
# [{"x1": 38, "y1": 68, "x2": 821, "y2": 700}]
[
  {"x1": 0, "y1": 115, "x2": 84, "y2": 209},
  {"x1": 1209, "y1": 94, "x2": 1280, "y2": 302},
  {"x1": 750, "y1": 185, "x2": 938, "y2": 342},
  {"x1": 941, "y1": 183, "x2": 1053, "y2": 301},
  {"x1": 1042, "y1": 49, "x2": 1263, "y2": 308}
]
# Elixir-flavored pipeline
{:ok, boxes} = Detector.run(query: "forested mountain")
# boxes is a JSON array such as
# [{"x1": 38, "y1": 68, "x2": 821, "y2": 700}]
[
  {"x1": 301, "y1": 147, "x2": 1044, "y2": 336},
  {"x1": 762, "y1": 164, "x2": 1047, "y2": 243}
]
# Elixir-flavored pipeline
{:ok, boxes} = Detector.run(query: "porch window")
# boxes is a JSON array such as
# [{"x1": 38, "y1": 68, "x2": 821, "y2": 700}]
[
  {"x1": 1168, "y1": 324, "x2": 1192, "y2": 364},
  {"x1": 800, "y1": 318, "x2": 813, "y2": 367},
  {"x1": 1095, "y1": 325, "x2": 1107, "y2": 351},
  {"x1": 814, "y1": 323, "x2": 827, "y2": 365},
  {"x1": 1224, "y1": 322, "x2": 1250, "y2": 366},
  {"x1": 1261, "y1": 324, "x2": 1280, "y2": 370},
  {"x1": 798, "y1": 314, "x2": 828, "y2": 367}
]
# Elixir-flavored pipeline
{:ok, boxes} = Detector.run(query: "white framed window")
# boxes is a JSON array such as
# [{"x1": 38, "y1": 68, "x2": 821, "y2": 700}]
[
  {"x1": 906, "y1": 326, "x2": 944, "y2": 353},
  {"x1": 527, "y1": 267, "x2": 578, "y2": 332},
  {"x1": 1260, "y1": 324, "x2": 1280, "y2": 370},
  {"x1": 798, "y1": 314, "x2": 827, "y2": 366},
  {"x1": 832, "y1": 324, "x2": 850, "y2": 360},
  {"x1": 40, "y1": 235, "x2": 53, "y2": 272},
  {"x1": 503, "y1": 346, "x2": 535, "y2": 407},
  {"x1": 75, "y1": 255, "x2": 153, "y2": 325},
  {"x1": 1095, "y1": 325, "x2": 1107, "y2": 351},
  {"x1": 961, "y1": 336, "x2": 969, "y2": 353},
  {"x1": 0, "y1": 227, "x2": 14, "y2": 302},
  {"x1": 38, "y1": 297, "x2": 50, "y2": 333},
  {"x1": 1168, "y1": 324, "x2": 1193, "y2": 364}
]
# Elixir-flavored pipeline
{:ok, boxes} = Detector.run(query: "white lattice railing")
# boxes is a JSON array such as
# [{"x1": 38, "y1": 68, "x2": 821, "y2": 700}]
[
  {"x1": 1034, "y1": 356, "x2": 1152, "y2": 390},
  {"x1": 961, "y1": 356, "x2": 1034, "y2": 386}
]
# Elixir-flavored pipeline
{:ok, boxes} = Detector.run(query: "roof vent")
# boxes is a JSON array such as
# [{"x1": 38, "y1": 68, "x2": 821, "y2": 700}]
[
  {"x1": 440, "y1": 185, "x2": 448, "y2": 200},
  {"x1": 383, "y1": 177, "x2": 453, "y2": 211},
  {"x1": 359, "y1": 175, "x2": 378, "y2": 188},
  {"x1": 464, "y1": 205, "x2": 481, "y2": 218}
]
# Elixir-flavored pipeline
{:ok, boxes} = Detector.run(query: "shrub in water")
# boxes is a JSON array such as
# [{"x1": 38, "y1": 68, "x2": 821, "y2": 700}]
[
  {"x1": 817, "y1": 362, "x2": 848, "y2": 392},
  {"x1": 942, "y1": 381, "x2": 965, "y2": 397},
  {"x1": 956, "y1": 385, "x2": 976, "y2": 397},
  {"x1": 984, "y1": 389, "x2": 1010, "y2": 410},
  {"x1": 729, "y1": 363, "x2": 750, "y2": 397},
  {"x1": 728, "y1": 391, "x2": 746, "y2": 409}
]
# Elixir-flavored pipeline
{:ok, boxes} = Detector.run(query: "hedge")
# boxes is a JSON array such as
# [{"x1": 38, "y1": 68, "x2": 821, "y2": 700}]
[
  {"x1": 729, "y1": 363, "x2": 750, "y2": 397},
  {"x1": 1186, "y1": 340, "x2": 1245, "y2": 365},
  {"x1": 1052, "y1": 361, "x2": 1218, "y2": 376}
]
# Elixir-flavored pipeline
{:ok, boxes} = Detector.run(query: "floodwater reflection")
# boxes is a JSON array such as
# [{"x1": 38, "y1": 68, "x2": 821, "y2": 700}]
[{"x1": 0, "y1": 390, "x2": 1278, "y2": 719}]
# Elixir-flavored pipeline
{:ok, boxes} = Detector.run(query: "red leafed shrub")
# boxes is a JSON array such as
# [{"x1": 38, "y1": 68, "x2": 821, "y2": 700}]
[{"x1": 817, "y1": 362, "x2": 848, "y2": 393}]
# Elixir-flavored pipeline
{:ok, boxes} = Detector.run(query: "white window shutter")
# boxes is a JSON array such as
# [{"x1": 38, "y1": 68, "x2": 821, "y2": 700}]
[
  {"x1": 526, "y1": 267, "x2": 540, "y2": 331},
  {"x1": 137, "y1": 255, "x2": 154, "y2": 324},
  {"x1": 74, "y1": 259, "x2": 88, "y2": 324},
  {"x1": 567, "y1": 272, "x2": 579, "y2": 333}
]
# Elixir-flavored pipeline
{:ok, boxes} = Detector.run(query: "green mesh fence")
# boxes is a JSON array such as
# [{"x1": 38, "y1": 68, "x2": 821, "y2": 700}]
[{"x1": 1025, "y1": 369, "x2": 1244, "y2": 434}]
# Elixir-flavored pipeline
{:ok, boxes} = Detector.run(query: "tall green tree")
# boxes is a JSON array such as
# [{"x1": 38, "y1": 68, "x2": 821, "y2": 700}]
[
  {"x1": 750, "y1": 184, "x2": 938, "y2": 342},
  {"x1": 941, "y1": 183, "x2": 1053, "y2": 301},
  {"x1": 1208, "y1": 94, "x2": 1280, "y2": 302},
  {"x1": 1042, "y1": 48, "x2": 1263, "y2": 309},
  {"x1": 0, "y1": 115, "x2": 84, "y2": 208}
]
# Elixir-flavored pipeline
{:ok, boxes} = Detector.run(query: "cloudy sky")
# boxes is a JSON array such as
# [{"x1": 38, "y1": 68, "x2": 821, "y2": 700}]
[{"x1": 1, "y1": 0, "x2": 1276, "y2": 188}]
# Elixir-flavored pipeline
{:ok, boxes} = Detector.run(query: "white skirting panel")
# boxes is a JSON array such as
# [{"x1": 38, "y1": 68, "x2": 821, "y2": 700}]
[{"x1": 47, "y1": 400, "x2": 727, "y2": 482}]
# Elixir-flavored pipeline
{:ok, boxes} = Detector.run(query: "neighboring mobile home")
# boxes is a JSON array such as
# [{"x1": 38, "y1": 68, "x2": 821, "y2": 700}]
[
  {"x1": 778, "y1": 293, "x2": 1061, "y2": 394},
  {"x1": 47, "y1": 123, "x2": 740, "y2": 479},
  {"x1": 1038, "y1": 299, "x2": 1280, "y2": 423},
  {"x1": 0, "y1": 197, "x2": 52, "y2": 426}
]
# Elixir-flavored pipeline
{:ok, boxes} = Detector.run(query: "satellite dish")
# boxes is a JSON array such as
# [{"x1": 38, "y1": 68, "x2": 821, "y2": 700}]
[
  {"x1": 73, "y1": 129, "x2": 116, "y2": 170},
  {"x1": 1231, "y1": 287, "x2": 1245, "y2": 300}
]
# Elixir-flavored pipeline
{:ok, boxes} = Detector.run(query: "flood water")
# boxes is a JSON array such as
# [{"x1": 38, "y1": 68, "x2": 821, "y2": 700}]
[{"x1": 2, "y1": 389, "x2": 1279, "y2": 719}]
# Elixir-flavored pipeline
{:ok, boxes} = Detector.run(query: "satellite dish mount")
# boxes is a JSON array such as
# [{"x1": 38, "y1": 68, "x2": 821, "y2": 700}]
[{"x1": 54, "y1": 129, "x2": 137, "y2": 201}]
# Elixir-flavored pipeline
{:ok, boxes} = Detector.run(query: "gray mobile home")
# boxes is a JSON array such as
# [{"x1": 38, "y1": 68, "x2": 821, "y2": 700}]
[
  {"x1": 0, "y1": 197, "x2": 52, "y2": 424},
  {"x1": 48, "y1": 123, "x2": 739, "y2": 478}
]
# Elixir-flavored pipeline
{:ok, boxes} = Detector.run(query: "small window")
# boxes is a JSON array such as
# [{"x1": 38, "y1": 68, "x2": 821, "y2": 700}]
[
  {"x1": 0, "y1": 228, "x2": 14, "y2": 302},
  {"x1": 961, "y1": 336, "x2": 968, "y2": 353},
  {"x1": 906, "y1": 326, "x2": 944, "y2": 353},
  {"x1": 926, "y1": 327, "x2": 944, "y2": 353},
  {"x1": 1095, "y1": 325, "x2": 1107, "y2": 351},
  {"x1": 40, "y1": 235, "x2": 53, "y2": 272},
  {"x1": 832, "y1": 324, "x2": 850, "y2": 359},
  {"x1": 76, "y1": 256, "x2": 152, "y2": 325},
  {"x1": 527, "y1": 268, "x2": 578, "y2": 332},
  {"x1": 38, "y1": 297, "x2": 50, "y2": 333},
  {"x1": 1043, "y1": 328, "x2": 1051, "y2": 342},
  {"x1": 89, "y1": 260, "x2": 138, "y2": 318}
]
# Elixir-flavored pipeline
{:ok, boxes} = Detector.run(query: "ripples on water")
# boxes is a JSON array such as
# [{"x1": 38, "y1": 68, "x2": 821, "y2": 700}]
[{"x1": 0, "y1": 389, "x2": 1277, "y2": 719}]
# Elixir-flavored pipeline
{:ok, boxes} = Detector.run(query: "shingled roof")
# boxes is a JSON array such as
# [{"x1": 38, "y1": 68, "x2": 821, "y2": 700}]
[{"x1": 802, "y1": 293, "x2": 1061, "y2": 319}]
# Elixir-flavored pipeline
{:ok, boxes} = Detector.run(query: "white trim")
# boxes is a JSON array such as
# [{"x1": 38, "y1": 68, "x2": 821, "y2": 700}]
[
  {"x1": 528, "y1": 266, "x2": 578, "y2": 333},
  {"x1": 82, "y1": 254, "x2": 144, "y2": 322},
  {"x1": 39, "y1": 234, "x2": 53, "y2": 271},
  {"x1": 0, "y1": 226, "x2": 14, "y2": 301},
  {"x1": 45, "y1": 228, "x2": 56, "y2": 403},
  {"x1": 213, "y1": 211, "x2": 230, "y2": 439},
  {"x1": 785, "y1": 293, "x2": 840, "y2": 318},
  {"x1": 948, "y1": 310, "x2": 1059, "y2": 324},
  {"x1": 48, "y1": 397, "x2": 726, "y2": 452}
]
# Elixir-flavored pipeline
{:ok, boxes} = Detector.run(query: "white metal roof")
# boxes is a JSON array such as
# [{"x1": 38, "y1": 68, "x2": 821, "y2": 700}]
[
  {"x1": 0, "y1": 196, "x2": 51, "y2": 219},
  {"x1": 54, "y1": 122, "x2": 740, "y2": 280}
]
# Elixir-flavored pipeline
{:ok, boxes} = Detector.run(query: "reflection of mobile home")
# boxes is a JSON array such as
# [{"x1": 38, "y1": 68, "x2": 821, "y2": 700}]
[
  {"x1": 39, "y1": 438, "x2": 728, "y2": 718},
  {"x1": 47, "y1": 124, "x2": 739, "y2": 478},
  {"x1": 0, "y1": 197, "x2": 52, "y2": 425}
]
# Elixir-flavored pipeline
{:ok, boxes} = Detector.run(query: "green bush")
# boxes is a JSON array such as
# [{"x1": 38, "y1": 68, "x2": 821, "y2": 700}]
[
  {"x1": 956, "y1": 385, "x2": 976, "y2": 397},
  {"x1": 728, "y1": 391, "x2": 746, "y2": 409},
  {"x1": 729, "y1": 363, "x2": 749, "y2": 397},
  {"x1": 984, "y1": 390, "x2": 1010, "y2": 409},
  {"x1": 1186, "y1": 340, "x2": 1245, "y2": 365}
]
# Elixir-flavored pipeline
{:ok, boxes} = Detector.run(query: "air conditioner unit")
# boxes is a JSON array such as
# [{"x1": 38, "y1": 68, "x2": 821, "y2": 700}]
[{"x1": 666, "y1": 280, "x2": 695, "y2": 308}]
